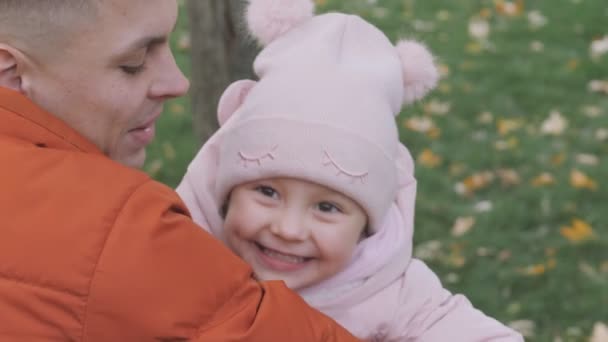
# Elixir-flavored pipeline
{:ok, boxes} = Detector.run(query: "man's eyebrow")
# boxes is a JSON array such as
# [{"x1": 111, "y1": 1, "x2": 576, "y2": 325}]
[
  {"x1": 124, "y1": 35, "x2": 168, "y2": 53},
  {"x1": 119, "y1": 21, "x2": 179, "y2": 55}
]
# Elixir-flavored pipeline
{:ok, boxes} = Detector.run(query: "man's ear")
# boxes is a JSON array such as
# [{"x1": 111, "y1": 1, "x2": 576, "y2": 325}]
[{"x1": 0, "y1": 44, "x2": 23, "y2": 92}]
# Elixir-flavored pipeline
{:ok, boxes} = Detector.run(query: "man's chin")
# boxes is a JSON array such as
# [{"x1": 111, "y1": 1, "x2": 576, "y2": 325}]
[{"x1": 112, "y1": 149, "x2": 146, "y2": 169}]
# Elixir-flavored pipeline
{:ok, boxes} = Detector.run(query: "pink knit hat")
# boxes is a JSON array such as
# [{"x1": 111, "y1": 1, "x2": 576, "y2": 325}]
[{"x1": 214, "y1": 0, "x2": 439, "y2": 233}]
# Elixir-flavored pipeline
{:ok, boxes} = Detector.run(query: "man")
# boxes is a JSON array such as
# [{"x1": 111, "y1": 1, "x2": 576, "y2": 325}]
[{"x1": 0, "y1": 0, "x2": 360, "y2": 340}]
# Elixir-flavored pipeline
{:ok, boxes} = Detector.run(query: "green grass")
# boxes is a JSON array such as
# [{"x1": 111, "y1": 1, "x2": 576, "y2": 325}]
[{"x1": 149, "y1": 1, "x2": 608, "y2": 340}]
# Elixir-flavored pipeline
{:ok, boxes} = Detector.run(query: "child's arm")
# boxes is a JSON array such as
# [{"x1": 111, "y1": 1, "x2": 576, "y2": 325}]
[{"x1": 386, "y1": 259, "x2": 524, "y2": 341}]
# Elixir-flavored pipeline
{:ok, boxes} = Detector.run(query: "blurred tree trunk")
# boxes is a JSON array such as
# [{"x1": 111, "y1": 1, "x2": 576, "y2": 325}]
[{"x1": 187, "y1": 0, "x2": 258, "y2": 146}]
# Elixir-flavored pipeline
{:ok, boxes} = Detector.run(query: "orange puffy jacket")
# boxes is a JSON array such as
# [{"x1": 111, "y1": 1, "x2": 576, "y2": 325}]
[{"x1": 0, "y1": 87, "x2": 360, "y2": 341}]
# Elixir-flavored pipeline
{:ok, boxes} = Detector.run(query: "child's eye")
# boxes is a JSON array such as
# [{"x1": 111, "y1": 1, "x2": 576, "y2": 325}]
[
  {"x1": 255, "y1": 185, "x2": 278, "y2": 199},
  {"x1": 120, "y1": 63, "x2": 146, "y2": 75},
  {"x1": 317, "y1": 201, "x2": 342, "y2": 213}
]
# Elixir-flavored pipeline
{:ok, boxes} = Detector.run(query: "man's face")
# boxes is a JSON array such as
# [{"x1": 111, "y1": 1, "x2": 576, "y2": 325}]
[{"x1": 23, "y1": 0, "x2": 189, "y2": 168}]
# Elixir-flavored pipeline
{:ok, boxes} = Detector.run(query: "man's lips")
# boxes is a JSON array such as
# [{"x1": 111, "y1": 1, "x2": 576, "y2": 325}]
[
  {"x1": 128, "y1": 125, "x2": 156, "y2": 146},
  {"x1": 130, "y1": 109, "x2": 162, "y2": 132},
  {"x1": 128, "y1": 109, "x2": 162, "y2": 146}
]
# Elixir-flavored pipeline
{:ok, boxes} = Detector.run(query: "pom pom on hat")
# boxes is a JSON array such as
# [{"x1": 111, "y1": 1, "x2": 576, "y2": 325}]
[
  {"x1": 396, "y1": 40, "x2": 439, "y2": 105},
  {"x1": 246, "y1": 0, "x2": 315, "y2": 46}
]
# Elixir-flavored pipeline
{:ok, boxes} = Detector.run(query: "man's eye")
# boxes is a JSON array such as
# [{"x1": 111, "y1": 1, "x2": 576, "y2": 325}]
[
  {"x1": 120, "y1": 63, "x2": 146, "y2": 75},
  {"x1": 317, "y1": 202, "x2": 341, "y2": 213},
  {"x1": 255, "y1": 185, "x2": 278, "y2": 198}
]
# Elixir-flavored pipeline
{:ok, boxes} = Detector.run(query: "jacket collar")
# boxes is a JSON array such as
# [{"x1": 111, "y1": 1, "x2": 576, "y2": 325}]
[{"x1": 0, "y1": 86, "x2": 102, "y2": 154}]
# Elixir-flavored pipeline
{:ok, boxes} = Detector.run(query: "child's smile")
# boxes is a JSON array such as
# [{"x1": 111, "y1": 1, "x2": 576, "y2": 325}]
[
  {"x1": 253, "y1": 241, "x2": 314, "y2": 272},
  {"x1": 223, "y1": 177, "x2": 367, "y2": 290}
]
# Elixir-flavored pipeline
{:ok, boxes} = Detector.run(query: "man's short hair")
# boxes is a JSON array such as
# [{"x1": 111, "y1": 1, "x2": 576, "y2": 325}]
[{"x1": 0, "y1": 0, "x2": 98, "y2": 56}]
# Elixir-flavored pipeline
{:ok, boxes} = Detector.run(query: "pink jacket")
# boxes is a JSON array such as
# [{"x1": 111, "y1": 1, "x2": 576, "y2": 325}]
[{"x1": 176, "y1": 131, "x2": 524, "y2": 341}]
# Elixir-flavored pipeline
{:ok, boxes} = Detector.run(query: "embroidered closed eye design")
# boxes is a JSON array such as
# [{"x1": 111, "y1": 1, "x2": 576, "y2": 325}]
[
  {"x1": 322, "y1": 150, "x2": 369, "y2": 184},
  {"x1": 238, "y1": 145, "x2": 278, "y2": 167}
]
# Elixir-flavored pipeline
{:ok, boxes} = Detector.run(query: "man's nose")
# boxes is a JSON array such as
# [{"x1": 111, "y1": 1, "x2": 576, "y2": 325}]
[{"x1": 149, "y1": 48, "x2": 190, "y2": 100}]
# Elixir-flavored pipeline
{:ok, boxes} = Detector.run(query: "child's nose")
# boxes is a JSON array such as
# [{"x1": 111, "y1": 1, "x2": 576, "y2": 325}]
[{"x1": 270, "y1": 211, "x2": 309, "y2": 241}]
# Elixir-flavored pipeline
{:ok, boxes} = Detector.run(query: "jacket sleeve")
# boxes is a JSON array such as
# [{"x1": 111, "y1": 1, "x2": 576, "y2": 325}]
[
  {"x1": 386, "y1": 259, "x2": 523, "y2": 342},
  {"x1": 82, "y1": 180, "x2": 360, "y2": 342}
]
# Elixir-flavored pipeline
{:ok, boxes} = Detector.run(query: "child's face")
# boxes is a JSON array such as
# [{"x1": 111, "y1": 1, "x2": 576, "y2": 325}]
[{"x1": 224, "y1": 177, "x2": 367, "y2": 290}]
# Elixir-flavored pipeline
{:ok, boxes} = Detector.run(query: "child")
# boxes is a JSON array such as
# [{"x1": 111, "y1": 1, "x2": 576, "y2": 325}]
[{"x1": 177, "y1": 0, "x2": 524, "y2": 340}]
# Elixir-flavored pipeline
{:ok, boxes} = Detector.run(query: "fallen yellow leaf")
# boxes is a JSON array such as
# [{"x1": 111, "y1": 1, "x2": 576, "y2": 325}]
[
  {"x1": 531, "y1": 172, "x2": 555, "y2": 187},
  {"x1": 582, "y1": 105, "x2": 603, "y2": 118},
  {"x1": 495, "y1": 0, "x2": 524, "y2": 16},
  {"x1": 497, "y1": 118, "x2": 522, "y2": 136},
  {"x1": 519, "y1": 263, "x2": 546, "y2": 276},
  {"x1": 414, "y1": 240, "x2": 443, "y2": 261},
  {"x1": 427, "y1": 127, "x2": 442, "y2": 139},
  {"x1": 145, "y1": 159, "x2": 164, "y2": 178},
  {"x1": 588, "y1": 80, "x2": 608, "y2": 94},
  {"x1": 479, "y1": 8, "x2": 493, "y2": 19},
  {"x1": 566, "y1": 58, "x2": 579, "y2": 71},
  {"x1": 446, "y1": 243, "x2": 466, "y2": 268},
  {"x1": 418, "y1": 149, "x2": 442, "y2": 168},
  {"x1": 560, "y1": 218, "x2": 595, "y2": 243},
  {"x1": 162, "y1": 142, "x2": 176, "y2": 161},
  {"x1": 403, "y1": 116, "x2": 436, "y2": 133},
  {"x1": 176, "y1": 33, "x2": 191, "y2": 51},
  {"x1": 508, "y1": 320, "x2": 536, "y2": 338},
  {"x1": 540, "y1": 110, "x2": 568, "y2": 135},
  {"x1": 460, "y1": 171, "x2": 495, "y2": 194},
  {"x1": 466, "y1": 41, "x2": 483, "y2": 54},
  {"x1": 169, "y1": 102, "x2": 185, "y2": 116},
  {"x1": 590, "y1": 322, "x2": 608, "y2": 342},
  {"x1": 424, "y1": 100, "x2": 451, "y2": 115},
  {"x1": 468, "y1": 17, "x2": 490, "y2": 40},
  {"x1": 478, "y1": 111, "x2": 494, "y2": 124},
  {"x1": 437, "y1": 63, "x2": 451, "y2": 77},
  {"x1": 579, "y1": 262, "x2": 600, "y2": 280},
  {"x1": 530, "y1": 40, "x2": 544, "y2": 52},
  {"x1": 527, "y1": 10, "x2": 548, "y2": 29},
  {"x1": 596, "y1": 128, "x2": 608, "y2": 141},
  {"x1": 460, "y1": 82, "x2": 473, "y2": 93},
  {"x1": 570, "y1": 169, "x2": 598, "y2": 191},
  {"x1": 551, "y1": 153, "x2": 566, "y2": 166},
  {"x1": 496, "y1": 168, "x2": 520, "y2": 186},
  {"x1": 437, "y1": 82, "x2": 452, "y2": 94},
  {"x1": 590, "y1": 35, "x2": 608, "y2": 60},
  {"x1": 576, "y1": 153, "x2": 599, "y2": 166},
  {"x1": 494, "y1": 137, "x2": 519, "y2": 150},
  {"x1": 498, "y1": 249, "x2": 512, "y2": 262},
  {"x1": 449, "y1": 163, "x2": 467, "y2": 177},
  {"x1": 436, "y1": 10, "x2": 451, "y2": 21},
  {"x1": 474, "y1": 200, "x2": 493, "y2": 213},
  {"x1": 452, "y1": 216, "x2": 476, "y2": 237}
]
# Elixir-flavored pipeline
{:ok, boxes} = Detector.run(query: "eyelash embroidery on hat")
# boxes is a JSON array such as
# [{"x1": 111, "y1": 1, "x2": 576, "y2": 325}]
[
  {"x1": 322, "y1": 150, "x2": 369, "y2": 184},
  {"x1": 238, "y1": 145, "x2": 278, "y2": 167}
]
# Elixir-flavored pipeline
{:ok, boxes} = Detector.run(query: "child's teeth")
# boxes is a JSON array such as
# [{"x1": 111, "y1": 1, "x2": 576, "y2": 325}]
[{"x1": 262, "y1": 246, "x2": 305, "y2": 264}]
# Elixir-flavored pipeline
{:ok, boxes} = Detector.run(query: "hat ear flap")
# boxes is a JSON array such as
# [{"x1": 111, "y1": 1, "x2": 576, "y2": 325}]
[
  {"x1": 395, "y1": 143, "x2": 415, "y2": 185},
  {"x1": 217, "y1": 79, "x2": 257, "y2": 126},
  {"x1": 395, "y1": 40, "x2": 439, "y2": 105}
]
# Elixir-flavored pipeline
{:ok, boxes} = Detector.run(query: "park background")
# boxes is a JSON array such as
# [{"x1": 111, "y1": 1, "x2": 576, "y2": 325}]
[{"x1": 148, "y1": 0, "x2": 607, "y2": 341}]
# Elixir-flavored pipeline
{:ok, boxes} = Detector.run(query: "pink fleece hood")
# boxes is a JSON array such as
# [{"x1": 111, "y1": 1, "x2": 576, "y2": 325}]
[{"x1": 177, "y1": 0, "x2": 438, "y2": 305}]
